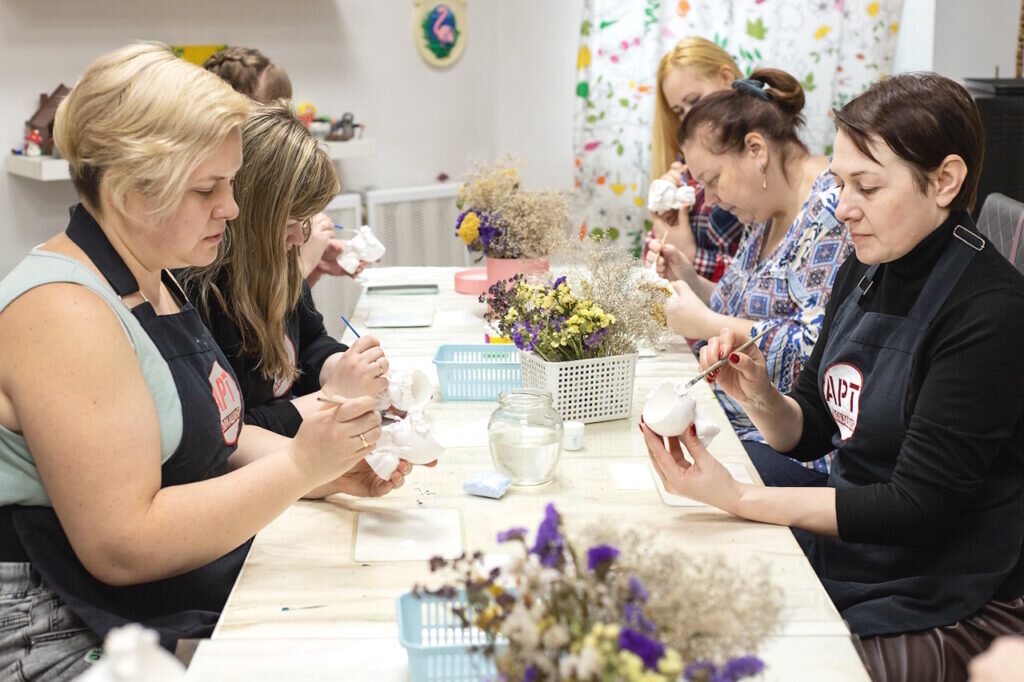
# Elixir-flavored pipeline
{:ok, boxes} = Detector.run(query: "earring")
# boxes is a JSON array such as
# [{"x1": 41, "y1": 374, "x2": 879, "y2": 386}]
[{"x1": 761, "y1": 168, "x2": 768, "y2": 190}]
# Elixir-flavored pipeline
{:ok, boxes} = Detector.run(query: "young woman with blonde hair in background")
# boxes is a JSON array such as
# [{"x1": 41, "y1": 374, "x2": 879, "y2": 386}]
[
  {"x1": 0, "y1": 43, "x2": 395, "y2": 678},
  {"x1": 646, "y1": 36, "x2": 745, "y2": 282},
  {"x1": 184, "y1": 103, "x2": 399, "y2": 451}
]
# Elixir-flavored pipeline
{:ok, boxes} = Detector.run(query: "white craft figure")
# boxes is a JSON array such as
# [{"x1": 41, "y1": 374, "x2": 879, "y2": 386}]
[
  {"x1": 337, "y1": 225, "x2": 387, "y2": 275},
  {"x1": 74, "y1": 624, "x2": 185, "y2": 682},
  {"x1": 641, "y1": 380, "x2": 720, "y2": 447},
  {"x1": 647, "y1": 178, "x2": 696, "y2": 214},
  {"x1": 365, "y1": 369, "x2": 441, "y2": 480}
]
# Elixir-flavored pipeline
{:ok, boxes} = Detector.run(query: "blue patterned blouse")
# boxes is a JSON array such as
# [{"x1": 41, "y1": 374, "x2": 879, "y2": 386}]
[{"x1": 707, "y1": 170, "x2": 853, "y2": 472}]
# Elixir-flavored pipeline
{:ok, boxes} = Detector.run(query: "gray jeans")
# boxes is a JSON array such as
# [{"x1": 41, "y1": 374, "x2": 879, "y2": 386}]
[{"x1": 0, "y1": 563, "x2": 101, "y2": 681}]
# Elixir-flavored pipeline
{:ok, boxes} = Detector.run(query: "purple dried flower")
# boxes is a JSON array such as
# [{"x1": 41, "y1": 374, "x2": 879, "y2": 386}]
[
  {"x1": 553, "y1": 276, "x2": 567, "y2": 288},
  {"x1": 721, "y1": 656, "x2": 765, "y2": 680},
  {"x1": 624, "y1": 602, "x2": 656, "y2": 635},
  {"x1": 496, "y1": 527, "x2": 528, "y2": 544},
  {"x1": 512, "y1": 322, "x2": 537, "y2": 352},
  {"x1": 586, "y1": 544, "x2": 619, "y2": 572},
  {"x1": 522, "y1": 666, "x2": 539, "y2": 682},
  {"x1": 618, "y1": 627, "x2": 665, "y2": 670},
  {"x1": 628, "y1": 576, "x2": 650, "y2": 603},
  {"x1": 584, "y1": 326, "x2": 610, "y2": 350},
  {"x1": 529, "y1": 503, "x2": 565, "y2": 568},
  {"x1": 684, "y1": 661, "x2": 718, "y2": 682}
]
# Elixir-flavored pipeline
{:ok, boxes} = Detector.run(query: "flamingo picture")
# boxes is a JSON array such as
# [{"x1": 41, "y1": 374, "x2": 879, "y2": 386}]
[{"x1": 433, "y1": 5, "x2": 455, "y2": 45}]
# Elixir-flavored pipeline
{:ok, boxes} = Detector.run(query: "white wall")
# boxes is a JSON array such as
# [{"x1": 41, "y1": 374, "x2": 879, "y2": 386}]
[
  {"x1": 932, "y1": 0, "x2": 1020, "y2": 82},
  {"x1": 892, "y1": 0, "x2": 935, "y2": 73},
  {"x1": 894, "y1": 0, "x2": 1021, "y2": 80},
  {"x1": 0, "y1": 0, "x2": 582, "y2": 276}
]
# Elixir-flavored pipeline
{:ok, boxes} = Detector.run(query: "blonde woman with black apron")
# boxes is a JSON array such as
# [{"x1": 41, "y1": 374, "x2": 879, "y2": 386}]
[{"x1": 0, "y1": 44, "x2": 392, "y2": 680}]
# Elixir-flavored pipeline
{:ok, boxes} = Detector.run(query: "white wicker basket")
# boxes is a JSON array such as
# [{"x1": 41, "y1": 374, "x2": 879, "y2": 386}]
[{"x1": 519, "y1": 352, "x2": 638, "y2": 424}]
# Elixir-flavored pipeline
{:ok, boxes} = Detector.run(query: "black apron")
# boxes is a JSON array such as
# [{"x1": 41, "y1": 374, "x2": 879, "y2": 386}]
[
  {"x1": 798, "y1": 224, "x2": 1024, "y2": 636},
  {"x1": 11, "y1": 204, "x2": 251, "y2": 651}
]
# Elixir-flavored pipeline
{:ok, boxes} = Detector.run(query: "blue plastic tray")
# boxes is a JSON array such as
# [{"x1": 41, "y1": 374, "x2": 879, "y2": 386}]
[
  {"x1": 397, "y1": 591, "x2": 500, "y2": 682},
  {"x1": 432, "y1": 344, "x2": 521, "y2": 401}
]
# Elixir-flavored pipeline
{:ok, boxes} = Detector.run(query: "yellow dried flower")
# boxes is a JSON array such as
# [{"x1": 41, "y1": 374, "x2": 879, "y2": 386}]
[{"x1": 458, "y1": 212, "x2": 481, "y2": 245}]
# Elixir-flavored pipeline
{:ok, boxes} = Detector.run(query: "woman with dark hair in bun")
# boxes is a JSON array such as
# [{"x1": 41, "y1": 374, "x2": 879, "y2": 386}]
[
  {"x1": 645, "y1": 72, "x2": 1024, "y2": 680},
  {"x1": 648, "y1": 68, "x2": 853, "y2": 485}
]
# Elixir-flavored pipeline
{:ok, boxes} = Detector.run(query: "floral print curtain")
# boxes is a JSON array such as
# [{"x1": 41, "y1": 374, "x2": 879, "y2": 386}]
[{"x1": 572, "y1": 0, "x2": 904, "y2": 255}]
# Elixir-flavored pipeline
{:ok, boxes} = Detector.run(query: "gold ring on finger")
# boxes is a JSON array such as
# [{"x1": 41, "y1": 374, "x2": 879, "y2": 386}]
[{"x1": 359, "y1": 433, "x2": 370, "y2": 449}]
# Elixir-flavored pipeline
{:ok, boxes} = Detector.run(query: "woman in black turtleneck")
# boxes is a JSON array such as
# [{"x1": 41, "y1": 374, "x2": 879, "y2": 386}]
[{"x1": 641, "y1": 72, "x2": 1024, "y2": 679}]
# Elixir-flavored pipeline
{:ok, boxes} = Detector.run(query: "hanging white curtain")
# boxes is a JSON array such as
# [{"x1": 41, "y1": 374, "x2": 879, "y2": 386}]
[{"x1": 571, "y1": 0, "x2": 904, "y2": 255}]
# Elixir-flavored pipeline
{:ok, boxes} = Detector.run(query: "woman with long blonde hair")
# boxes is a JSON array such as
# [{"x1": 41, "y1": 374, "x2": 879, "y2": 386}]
[
  {"x1": 646, "y1": 36, "x2": 744, "y2": 282},
  {"x1": 185, "y1": 103, "x2": 396, "y2": 440}
]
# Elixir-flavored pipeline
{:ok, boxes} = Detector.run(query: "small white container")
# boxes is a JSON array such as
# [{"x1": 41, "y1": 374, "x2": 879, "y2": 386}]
[{"x1": 563, "y1": 421, "x2": 585, "y2": 451}]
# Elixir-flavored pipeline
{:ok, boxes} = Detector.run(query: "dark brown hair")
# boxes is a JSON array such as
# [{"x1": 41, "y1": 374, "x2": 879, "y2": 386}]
[
  {"x1": 678, "y1": 68, "x2": 808, "y2": 179},
  {"x1": 833, "y1": 72, "x2": 984, "y2": 212},
  {"x1": 203, "y1": 46, "x2": 271, "y2": 100}
]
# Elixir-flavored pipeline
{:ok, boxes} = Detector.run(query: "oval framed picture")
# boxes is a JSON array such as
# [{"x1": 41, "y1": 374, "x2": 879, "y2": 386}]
[{"x1": 413, "y1": 0, "x2": 467, "y2": 68}]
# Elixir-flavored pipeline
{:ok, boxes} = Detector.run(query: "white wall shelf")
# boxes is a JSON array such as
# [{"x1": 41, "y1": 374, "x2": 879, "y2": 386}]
[
  {"x1": 6, "y1": 154, "x2": 70, "y2": 182},
  {"x1": 321, "y1": 138, "x2": 374, "y2": 160}
]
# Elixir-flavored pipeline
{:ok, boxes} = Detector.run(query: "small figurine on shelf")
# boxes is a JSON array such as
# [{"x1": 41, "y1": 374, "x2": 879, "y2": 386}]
[
  {"x1": 327, "y1": 112, "x2": 363, "y2": 141},
  {"x1": 295, "y1": 101, "x2": 316, "y2": 127},
  {"x1": 23, "y1": 129, "x2": 43, "y2": 157}
]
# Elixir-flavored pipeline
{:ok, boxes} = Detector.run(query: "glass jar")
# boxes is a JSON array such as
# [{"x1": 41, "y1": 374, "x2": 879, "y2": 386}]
[{"x1": 488, "y1": 388, "x2": 563, "y2": 486}]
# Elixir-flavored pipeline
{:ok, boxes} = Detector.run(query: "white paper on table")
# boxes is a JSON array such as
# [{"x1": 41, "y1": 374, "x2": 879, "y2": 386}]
[
  {"x1": 432, "y1": 419, "x2": 490, "y2": 449},
  {"x1": 650, "y1": 461, "x2": 753, "y2": 507},
  {"x1": 434, "y1": 308, "x2": 485, "y2": 328},
  {"x1": 607, "y1": 462, "x2": 656, "y2": 491},
  {"x1": 353, "y1": 508, "x2": 463, "y2": 562},
  {"x1": 365, "y1": 306, "x2": 435, "y2": 328}
]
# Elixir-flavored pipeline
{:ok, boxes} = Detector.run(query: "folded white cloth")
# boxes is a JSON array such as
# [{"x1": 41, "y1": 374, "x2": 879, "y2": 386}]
[{"x1": 647, "y1": 178, "x2": 696, "y2": 214}]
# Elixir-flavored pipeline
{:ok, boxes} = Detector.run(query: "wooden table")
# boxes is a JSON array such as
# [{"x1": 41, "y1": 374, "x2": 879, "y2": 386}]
[{"x1": 186, "y1": 267, "x2": 869, "y2": 681}]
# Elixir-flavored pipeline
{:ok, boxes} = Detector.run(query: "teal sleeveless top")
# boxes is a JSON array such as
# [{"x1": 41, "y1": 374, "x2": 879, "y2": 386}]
[{"x1": 0, "y1": 249, "x2": 183, "y2": 506}]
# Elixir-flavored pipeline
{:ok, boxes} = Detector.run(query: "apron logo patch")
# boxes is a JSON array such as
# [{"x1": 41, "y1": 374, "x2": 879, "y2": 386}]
[
  {"x1": 208, "y1": 360, "x2": 242, "y2": 445},
  {"x1": 272, "y1": 336, "x2": 298, "y2": 399},
  {"x1": 823, "y1": 362, "x2": 863, "y2": 440}
]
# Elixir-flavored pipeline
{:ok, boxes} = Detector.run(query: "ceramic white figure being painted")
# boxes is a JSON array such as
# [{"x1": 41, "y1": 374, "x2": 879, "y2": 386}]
[
  {"x1": 375, "y1": 368, "x2": 433, "y2": 412},
  {"x1": 364, "y1": 411, "x2": 442, "y2": 480},
  {"x1": 641, "y1": 381, "x2": 720, "y2": 447},
  {"x1": 365, "y1": 369, "x2": 440, "y2": 480},
  {"x1": 337, "y1": 225, "x2": 387, "y2": 274},
  {"x1": 647, "y1": 178, "x2": 696, "y2": 214}
]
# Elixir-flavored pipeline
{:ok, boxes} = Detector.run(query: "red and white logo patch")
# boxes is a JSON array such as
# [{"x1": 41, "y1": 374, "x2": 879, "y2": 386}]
[
  {"x1": 822, "y1": 362, "x2": 863, "y2": 441},
  {"x1": 271, "y1": 336, "x2": 297, "y2": 398},
  {"x1": 208, "y1": 360, "x2": 242, "y2": 445}
]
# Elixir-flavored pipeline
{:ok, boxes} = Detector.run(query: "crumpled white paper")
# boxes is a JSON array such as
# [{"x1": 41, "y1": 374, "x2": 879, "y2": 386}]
[
  {"x1": 641, "y1": 380, "x2": 720, "y2": 447},
  {"x1": 647, "y1": 178, "x2": 696, "y2": 214},
  {"x1": 337, "y1": 225, "x2": 387, "y2": 275}
]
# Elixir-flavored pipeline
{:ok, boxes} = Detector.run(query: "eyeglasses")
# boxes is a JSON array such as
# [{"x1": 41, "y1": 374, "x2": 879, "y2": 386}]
[{"x1": 287, "y1": 217, "x2": 313, "y2": 245}]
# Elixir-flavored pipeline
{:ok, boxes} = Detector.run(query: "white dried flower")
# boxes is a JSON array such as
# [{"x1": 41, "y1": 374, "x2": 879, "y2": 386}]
[
  {"x1": 542, "y1": 623, "x2": 570, "y2": 650},
  {"x1": 577, "y1": 646, "x2": 604, "y2": 680}
]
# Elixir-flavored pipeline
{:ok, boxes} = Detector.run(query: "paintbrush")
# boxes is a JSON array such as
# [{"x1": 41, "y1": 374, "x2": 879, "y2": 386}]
[
  {"x1": 682, "y1": 326, "x2": 772, "y2": 391},
  {"x1": 317, "y1": 395, "x2": 403, "y2": 421}
]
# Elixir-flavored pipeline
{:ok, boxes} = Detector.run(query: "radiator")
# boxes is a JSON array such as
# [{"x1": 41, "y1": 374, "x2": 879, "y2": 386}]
[{"x1": 365, "y1": 183, "x2": 471, "y2": 267}]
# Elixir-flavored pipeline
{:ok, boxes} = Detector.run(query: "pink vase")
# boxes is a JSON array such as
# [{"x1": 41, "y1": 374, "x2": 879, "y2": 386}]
[{"x1": 485, "y1": 256, "x2": 550, "y2": 290}]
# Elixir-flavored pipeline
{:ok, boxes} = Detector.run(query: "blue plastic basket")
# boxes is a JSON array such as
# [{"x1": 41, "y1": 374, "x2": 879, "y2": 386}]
[
  {"x1": 397, "y1": 591, "x2": 502, "y2": 682},
  {"x1": 432, "y1": 344, "x2": 521, "y2": 401}
]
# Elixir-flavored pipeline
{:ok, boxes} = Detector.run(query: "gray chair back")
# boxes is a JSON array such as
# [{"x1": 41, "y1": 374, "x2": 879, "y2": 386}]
[{"x1": 976, "y1": 192, "x2": 1024, "y2": 274}]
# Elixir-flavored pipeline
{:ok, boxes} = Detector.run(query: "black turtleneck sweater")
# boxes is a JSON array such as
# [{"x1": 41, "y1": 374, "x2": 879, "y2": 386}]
[{"x1": 785, "y1": 212, "x2": 1024, "y2": 546}]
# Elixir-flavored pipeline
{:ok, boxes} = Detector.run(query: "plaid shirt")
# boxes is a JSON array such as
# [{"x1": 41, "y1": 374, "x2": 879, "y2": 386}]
[{"x1": 644, "y1": 184, "x2": 744, "y2": 282}]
